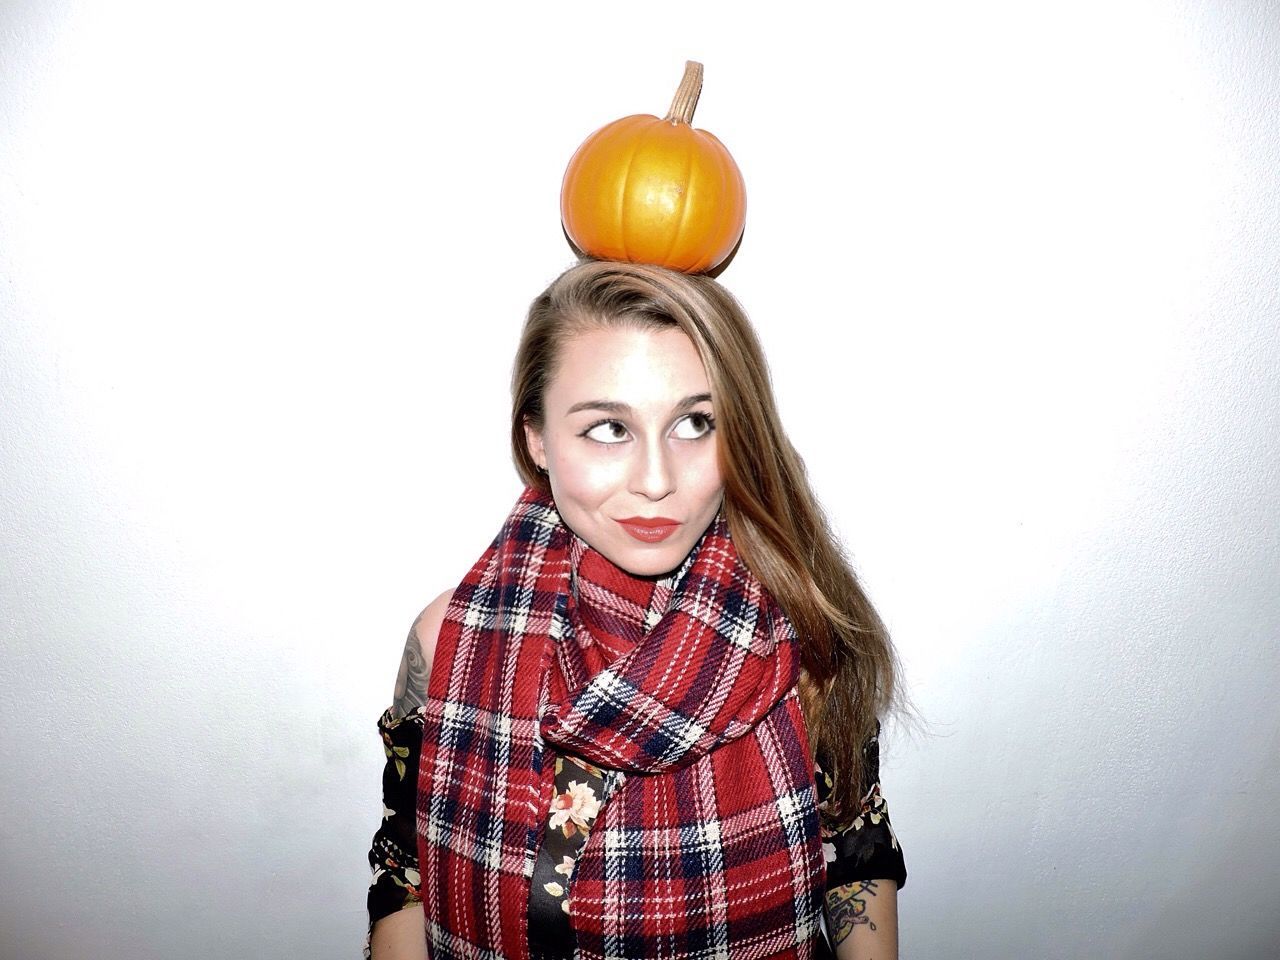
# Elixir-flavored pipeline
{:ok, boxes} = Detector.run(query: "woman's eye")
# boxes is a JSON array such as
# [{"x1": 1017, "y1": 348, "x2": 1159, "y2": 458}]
[
  {"x1": 672, "y1": 413, "x2": 716, "y2": 440},
  {"x1": 584, "y1": 420, "x2": 629, "y2": 444}
]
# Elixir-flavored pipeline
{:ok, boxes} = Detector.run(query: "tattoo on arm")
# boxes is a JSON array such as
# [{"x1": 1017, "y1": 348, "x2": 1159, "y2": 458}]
[
  {"x1": 825, "y1": 879, "x2": 880, "y2": 946},
  {"x1": 390, "y1": 616, "x2": 429, "y2": 719}
]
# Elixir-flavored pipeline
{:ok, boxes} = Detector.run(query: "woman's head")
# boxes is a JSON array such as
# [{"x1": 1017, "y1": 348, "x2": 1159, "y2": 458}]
[
  {"x1": 511, "y1": 261, "x2": 783, "y2": 575},
  {"x1": 521, "y1": 321, "x2": 722, "y2": 577}
]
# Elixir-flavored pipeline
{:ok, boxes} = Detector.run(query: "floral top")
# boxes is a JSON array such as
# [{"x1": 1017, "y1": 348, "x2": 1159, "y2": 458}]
[{"x1": 365, "y1": 706, "x2": 905, "y2": 958}]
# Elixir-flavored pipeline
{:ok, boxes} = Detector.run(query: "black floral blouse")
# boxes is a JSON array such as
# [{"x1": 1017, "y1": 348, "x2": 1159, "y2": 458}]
[{"x1": 365, "y1": 707, "x2": 905, "y2": 958}]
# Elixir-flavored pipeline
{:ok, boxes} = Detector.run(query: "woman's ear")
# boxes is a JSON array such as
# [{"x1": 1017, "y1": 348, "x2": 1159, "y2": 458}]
[{"x1": 523, "y1": 418, "x2": 547, "y2": 472}]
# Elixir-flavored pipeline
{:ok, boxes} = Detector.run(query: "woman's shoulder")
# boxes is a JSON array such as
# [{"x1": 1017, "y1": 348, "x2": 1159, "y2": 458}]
[
  {"x1": 415, "y1": 587, "x2": 455, "y2": 656},
  {"x1": 390, "y1": 587, "x2": 455, "y2": 717}
]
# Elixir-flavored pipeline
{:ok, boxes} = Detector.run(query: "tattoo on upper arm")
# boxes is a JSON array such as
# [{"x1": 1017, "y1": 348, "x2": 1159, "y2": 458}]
[
  {"x1": 390, "y1": 616, "x2": 430, "y2": 719},
  {"x1": 825, "y1": 879, "x2": 880, "y2": 946}
]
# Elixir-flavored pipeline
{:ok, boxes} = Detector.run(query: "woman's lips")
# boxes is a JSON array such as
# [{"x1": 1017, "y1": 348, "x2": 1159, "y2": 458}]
[{"x1": 617, "y1": 517, "x2": 681, "y2": 543}]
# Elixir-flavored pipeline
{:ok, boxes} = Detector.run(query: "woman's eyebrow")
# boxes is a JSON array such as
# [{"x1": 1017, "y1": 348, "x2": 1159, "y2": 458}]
[{"x1": 564, "y1": 393, "x2": 713, "y2": 416}]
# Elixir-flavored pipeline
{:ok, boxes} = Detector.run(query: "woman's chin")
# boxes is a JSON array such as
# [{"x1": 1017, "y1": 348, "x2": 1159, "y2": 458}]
[{"x1": 602, "y1": 541, "x2": 688, "y2": 579}]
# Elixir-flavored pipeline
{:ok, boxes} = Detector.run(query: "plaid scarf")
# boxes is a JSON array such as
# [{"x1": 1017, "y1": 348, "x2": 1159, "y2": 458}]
[{"x1": 416, "y1": 486, "x2": 825, "y2": 959}]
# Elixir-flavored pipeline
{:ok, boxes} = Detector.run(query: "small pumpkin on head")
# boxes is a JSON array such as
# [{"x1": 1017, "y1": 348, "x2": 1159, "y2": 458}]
[{"x1": 560, "y1": 61, "x2": 747, "y2": 275}]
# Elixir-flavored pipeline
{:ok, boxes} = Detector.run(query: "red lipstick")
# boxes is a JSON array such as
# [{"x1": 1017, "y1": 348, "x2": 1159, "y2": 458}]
[{"x1": 617, "y1": 517, "x2": 681, "y2": 543}]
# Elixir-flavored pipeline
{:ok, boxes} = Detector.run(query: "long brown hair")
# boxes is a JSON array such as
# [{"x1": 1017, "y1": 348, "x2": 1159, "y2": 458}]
[{"x1": 510, "y1": 259, "x2": 897, "y2": 825}]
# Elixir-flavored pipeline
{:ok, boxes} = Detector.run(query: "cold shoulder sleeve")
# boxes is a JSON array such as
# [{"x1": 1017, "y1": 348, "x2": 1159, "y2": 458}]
[
  {"x1": 816, "y1": 724, "x2": 907, "y2": 890},
  {"x1": 364, "y1": 706, "x2": 426, "y2": 957}
]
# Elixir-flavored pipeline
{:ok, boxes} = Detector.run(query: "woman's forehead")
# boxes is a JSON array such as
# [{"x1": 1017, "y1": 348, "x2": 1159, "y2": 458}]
[{"x1": 547, "y1": 326, "x2": 712, "y2": 414}]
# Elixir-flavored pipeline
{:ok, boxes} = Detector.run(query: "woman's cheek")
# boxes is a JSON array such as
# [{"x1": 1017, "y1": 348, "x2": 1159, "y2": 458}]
[
  {"x1": 690, "y1": 449, "x2": 724, "y2": 491},
  {"x1": 554, "y1": 456, "x2": 619, "y2": 504},
  {"x1": 583, "y1": 454, "x2": 628, "y2": 491}
]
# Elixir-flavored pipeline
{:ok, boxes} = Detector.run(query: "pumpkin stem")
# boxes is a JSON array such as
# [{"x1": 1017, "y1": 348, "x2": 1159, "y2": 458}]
[{"x1": 664, "y1": 60, "x2": 703, "y2": 125}]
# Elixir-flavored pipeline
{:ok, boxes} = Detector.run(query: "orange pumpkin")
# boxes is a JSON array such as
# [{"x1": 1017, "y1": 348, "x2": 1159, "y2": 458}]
[{"x1": 560, "y1": 61, "x2": 746, "y2": 274}]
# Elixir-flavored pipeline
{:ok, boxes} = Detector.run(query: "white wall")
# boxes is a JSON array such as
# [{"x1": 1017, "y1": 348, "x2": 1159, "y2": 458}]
[{"x1": 2, "y1": 1, "x2": 1277, "y2": 957}]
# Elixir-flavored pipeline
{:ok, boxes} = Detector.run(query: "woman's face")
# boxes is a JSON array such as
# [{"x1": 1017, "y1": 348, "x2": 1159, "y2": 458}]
[{"x1": 524, "y1": 324, "x2": 724, "y2": 577}]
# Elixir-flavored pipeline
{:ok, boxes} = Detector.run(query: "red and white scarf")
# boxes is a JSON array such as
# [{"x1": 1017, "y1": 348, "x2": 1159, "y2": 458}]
[{"x1": 416, "y1": 486, "x2": 825, "y2": 959}]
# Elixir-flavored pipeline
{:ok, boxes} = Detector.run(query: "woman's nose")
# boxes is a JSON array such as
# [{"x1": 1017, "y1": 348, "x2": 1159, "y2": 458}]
[{"x1": 630, "y1": 438, "x2": 676, "y2": 501}]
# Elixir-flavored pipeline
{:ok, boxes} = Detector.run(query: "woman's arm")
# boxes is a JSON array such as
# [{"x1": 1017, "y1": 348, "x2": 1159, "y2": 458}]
[
  {"x1": 817, "y1": 722, "x2": 905, "y2": 960},
  {"x1": 390, "y1": 589, "x2": 452, "y2": 720},
  {"x1": 370, "y1": 904, "x2": 429, "y2": 960},
  {"x1": 368, "y1": 589, "x2": 453, "y2": 960},
  {"x1": 826, "y1": 879, "x2": 898, "y2": 960}
]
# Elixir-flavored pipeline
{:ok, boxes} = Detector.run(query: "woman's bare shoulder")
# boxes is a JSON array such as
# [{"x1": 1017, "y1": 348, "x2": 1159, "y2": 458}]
[
  {"x1": 415, "y1": 588, "x2": 455, "y2": 656},
  {"x1": 390, "y1": 587, "x2": 455, "y2": 718}
]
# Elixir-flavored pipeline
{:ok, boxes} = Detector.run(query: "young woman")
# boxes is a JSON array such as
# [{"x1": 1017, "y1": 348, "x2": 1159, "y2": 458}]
[{"x1": 366, "y1": 260, "x2": 905, "y2": 960}]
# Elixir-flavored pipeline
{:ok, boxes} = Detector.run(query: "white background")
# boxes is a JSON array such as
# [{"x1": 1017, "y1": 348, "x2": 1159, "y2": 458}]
[{"x1": 2, "y1": 1, "x2": 1278, "y2": 957}]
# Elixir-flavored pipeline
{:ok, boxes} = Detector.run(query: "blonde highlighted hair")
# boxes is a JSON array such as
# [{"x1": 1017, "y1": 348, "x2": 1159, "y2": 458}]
[{"x1": 510, "y1": 260, "x2": 897, "y2": 824}]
